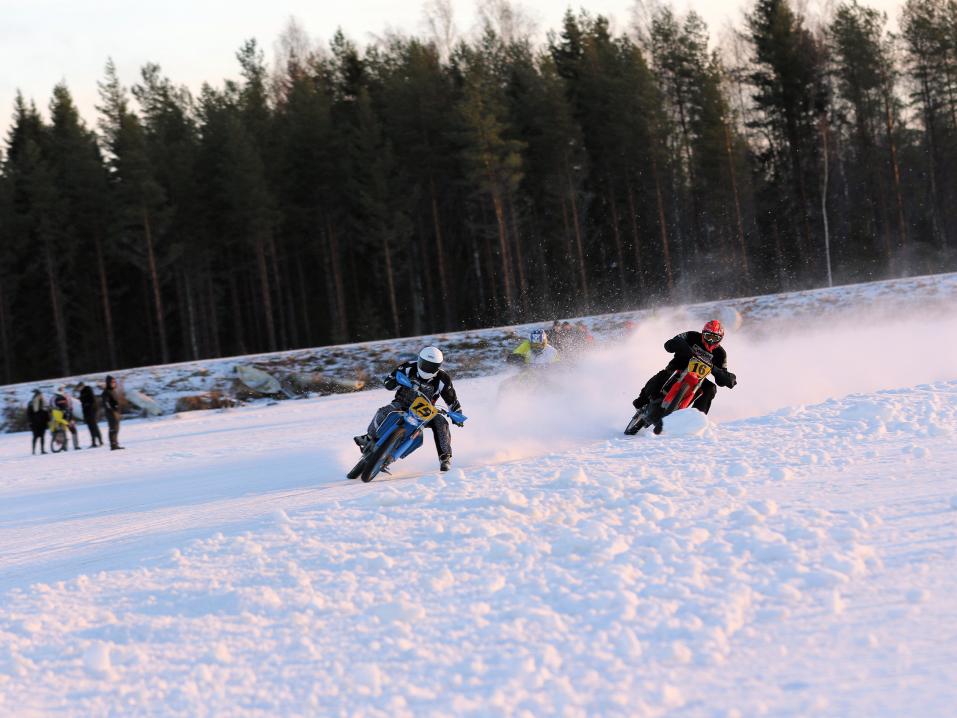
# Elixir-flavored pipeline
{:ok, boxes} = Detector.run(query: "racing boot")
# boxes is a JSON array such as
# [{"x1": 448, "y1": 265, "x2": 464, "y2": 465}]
[
  {"x1": 353, "y1": 434, "x2": 372, "y2": 452},
  {"x1": 632, "y1": 390, "x2": 649, "y2": 411},
  {"x1": 439, "y1": 456, "x2": 452, "y2": 472}
]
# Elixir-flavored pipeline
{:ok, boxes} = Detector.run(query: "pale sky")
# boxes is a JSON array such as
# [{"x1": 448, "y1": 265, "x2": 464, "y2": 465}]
[{"x1": 1, "y1": 0, "x2": 903, "y2": 139}]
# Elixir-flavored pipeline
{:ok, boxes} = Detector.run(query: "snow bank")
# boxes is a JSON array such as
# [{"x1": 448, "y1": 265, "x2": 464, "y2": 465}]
[{"x1": 2, "y1": 272, "x2": 955, "y2": 431}]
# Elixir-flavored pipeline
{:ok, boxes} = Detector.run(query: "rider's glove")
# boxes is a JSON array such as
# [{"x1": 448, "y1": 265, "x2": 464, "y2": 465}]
[
  {"x1": 715, "y1": 369, "x2": 737, "y2": 388},
  {"x1": 452, "y1": 419, "x2": 465, "y2": 427}
]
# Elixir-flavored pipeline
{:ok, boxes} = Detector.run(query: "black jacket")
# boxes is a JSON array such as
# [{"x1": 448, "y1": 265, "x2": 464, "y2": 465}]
[
  {"x1": 664, "y1": 331, "x2": 734, "y2": 387},
  {"x1": 384, "y1": 361, "x2": 461, "y2": 412},
  {"x1": 101, "y1": 387, "x2": 120, "y2": 416},
  {"x1": 79, "y1": 385, "x2": 97, "y2": 413},
  {"x1": 26, "y1": 397, "x2": 49, "y2": 429}
]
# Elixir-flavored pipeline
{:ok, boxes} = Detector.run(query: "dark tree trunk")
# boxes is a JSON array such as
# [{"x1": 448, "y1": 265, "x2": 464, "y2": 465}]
[
  {"x1": 325, "y1": 220, "x2": 349, "y2": 342},
  {"x1": 143, "y1": 207, "x2": 169, "y2": 364},
  {"x1": 296, "y1": 256, "x2": 313, "y2": 347},
  {"x1": 268, "y1": 235, "x2": 287, "y2": 348},
  {"x1": 626, "y1": 180, "x2": 646, "y2": 298},
  {"x1": 490, "y1": 187, "x2": 514, "y2": 317},
  {"x1": 651, "y1": 157, "x2": 674, "y2": 292},
  {"x1": 206, "y1": 277, "x2": 222, "y2": 358},
  {"x1": 606, "y1": 187, "x2": 627, "y2": 297},
  {"x1": 184, "y1": 270, "x2": 200, "y2": 360},
  {"x1": 94, "y1": 233, "x2": 117, "y2": 368},
  {"x1": 430, "y1": 177, "x2": 452, "y2": 329},
  {"x1": 507, "y1": 192, "x2": 528, "y2": 315},
  {"x1": 44, "y1": 240, "x2": 70, "y2": 376},
  {"x1": 0, "y1": 278, "x2": 11, "y2": 383},
  {"x1": 382, "y1": 232, "x2": 401, "y2": 336},
  {"x1": 228, "y1": 271, "x2": 247, "y2": 356},
  {"x1": 724, "y1": 122, "x2": 749, "y2": 279},
  {"x1": 566, "y1": 167, "x2": 589, "y2": 307},
  {"x1": 255, "y1": 235, "x2": 277, "y2": 350}
]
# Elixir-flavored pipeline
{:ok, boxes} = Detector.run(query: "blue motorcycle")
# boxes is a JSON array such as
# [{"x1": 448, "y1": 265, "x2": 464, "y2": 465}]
[{"x1": 348, "y1": 372, "x2": 468, "y2": 483}]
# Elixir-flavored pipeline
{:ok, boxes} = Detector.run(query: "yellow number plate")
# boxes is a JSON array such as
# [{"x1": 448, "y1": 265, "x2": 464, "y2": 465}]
[
  {"x1": 688, "y1": 359, "x2": 712, "y2": 378},
  {"x1": 410, "y1": 396, "x2": 437, "y2": 421}
]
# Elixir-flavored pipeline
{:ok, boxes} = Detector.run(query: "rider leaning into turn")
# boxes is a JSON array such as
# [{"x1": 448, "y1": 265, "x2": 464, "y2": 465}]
[
  {"x1": 354, "y1": 346, "x2": 463, "y2": 472},
  {"x1": 632, "y1": 320, "x2": 738, "y2": 416},
  {"x1": 507, "y1": 328, "x2": 560, "y2": 366}
]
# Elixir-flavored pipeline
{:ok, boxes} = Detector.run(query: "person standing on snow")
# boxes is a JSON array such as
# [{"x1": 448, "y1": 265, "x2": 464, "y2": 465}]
[
  {"x1": 51, "y1": 389, "x2": 82, "y2": 450},
  {"x1": 353, "y1": 347, "x2": 463, "y2": 472},
  {"x1": 631, "y1": 320, "x2": 737, "y2": 417},
  {"x1": 77, "y1": 381, "x2": 104, "y2": 448},
  {"x1": 101, "y1": 375, "x2": 124, "y2": 450},
  {"x1": 27, "y1": 389, "x2": 49, "y2": 455}
]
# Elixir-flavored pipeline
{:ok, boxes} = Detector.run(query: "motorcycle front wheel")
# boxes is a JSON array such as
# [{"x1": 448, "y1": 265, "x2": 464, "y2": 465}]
[
  {"x1": 347, "y1": 455, "x2": 366, "y2": 480},
  {"x1": 361, "y1": 429, "x2": 406, "y2": 483},
  {"x1": 624, "y1": 412, "x2": 645, "y2": 435}
]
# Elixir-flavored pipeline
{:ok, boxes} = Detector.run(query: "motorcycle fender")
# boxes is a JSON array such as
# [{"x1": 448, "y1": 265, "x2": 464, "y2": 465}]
[
  {"x1": 676, "y1": 379, "x2": 702, "y2": 410},
  {"x1": 663, "y1": 372, "x2": 700, "y2": 411},
  {"x1": 399, "y1": 431, "x2": 424, "y2": 459}
]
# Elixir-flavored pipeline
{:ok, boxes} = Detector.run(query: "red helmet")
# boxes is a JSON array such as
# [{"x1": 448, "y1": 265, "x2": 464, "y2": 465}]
[{"x1": 702, "y1": 320, "x2": 724, "y2": 350}]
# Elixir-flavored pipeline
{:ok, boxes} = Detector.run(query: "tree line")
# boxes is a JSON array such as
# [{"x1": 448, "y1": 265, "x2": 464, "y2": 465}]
[{"x1": 1, "y1": 0, "x2": 955, "y2": 384}]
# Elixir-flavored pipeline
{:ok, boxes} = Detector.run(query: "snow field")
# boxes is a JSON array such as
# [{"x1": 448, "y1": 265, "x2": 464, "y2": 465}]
[
  {"x1": 0, "y1": 378, "x2": 955, "y2": 715},
  {"x1": 1, "y1": 294, "x2": 956, "y2": 715}
]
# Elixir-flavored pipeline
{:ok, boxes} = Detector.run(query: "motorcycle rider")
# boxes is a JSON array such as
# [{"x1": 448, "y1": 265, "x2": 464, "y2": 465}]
[
  {"x1": 631, "y1": 320, "x2": 737, "y2": 417},
  {"x1": 353, "y1": 346, "x2": 463, "y2": 472},
  {"x1": 507, "y1": 328, "x2": 560, "y2": 366}
]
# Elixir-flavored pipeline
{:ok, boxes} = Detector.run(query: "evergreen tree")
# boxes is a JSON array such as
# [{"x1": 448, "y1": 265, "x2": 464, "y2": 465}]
[
  {"x1": 745, "y1": 0, "x2": 829, "y2": 286},
  {"x1": 98, "y1": 59, "x2": 172, "y2": 364}
]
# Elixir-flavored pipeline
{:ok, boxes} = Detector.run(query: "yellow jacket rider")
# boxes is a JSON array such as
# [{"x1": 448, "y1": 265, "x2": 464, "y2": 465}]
[{"x1": 508, "y1": 329, "x2": 560, "y2": 366}]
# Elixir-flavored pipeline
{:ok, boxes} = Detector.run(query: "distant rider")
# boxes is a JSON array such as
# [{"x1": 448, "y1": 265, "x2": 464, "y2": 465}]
[
  {"x1": 631, "y1": 320, "x2": 737, "y2": 416},
  {"x1": 354, "y1": 347, "x2": 463, "y2": 472},
  {"x1": 507, "y1": 329, "x2": 559, "y2": 367}
]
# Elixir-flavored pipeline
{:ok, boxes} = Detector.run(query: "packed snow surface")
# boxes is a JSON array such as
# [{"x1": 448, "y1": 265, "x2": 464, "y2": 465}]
[{"x1": 1, "y1": 287, "x2": 956, "y2": 715}]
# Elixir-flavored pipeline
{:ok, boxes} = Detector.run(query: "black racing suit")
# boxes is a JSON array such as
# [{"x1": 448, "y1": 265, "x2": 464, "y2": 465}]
[
  {"x1": 634, "y1": 331, "x2": 735, "y2": 415},
  {"x1": 367, "y1": 361, "x2": 462, "y2": 461}
]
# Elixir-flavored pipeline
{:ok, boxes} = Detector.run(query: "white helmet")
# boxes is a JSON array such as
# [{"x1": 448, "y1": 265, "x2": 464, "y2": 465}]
[{"x1": 417, "y1": 346, "x2": 444, "y2": 380}]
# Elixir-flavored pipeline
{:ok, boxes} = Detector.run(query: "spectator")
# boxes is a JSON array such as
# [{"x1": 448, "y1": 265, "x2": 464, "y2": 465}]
[
  {"x1": 26, "y1": 389, "x2": 49, "y2": 455},
  {"x1": 52, "y1": 389, "x2": 81, "y2": 450},
  {"x1": 102, "y1": 375, "x2": 124, "y2": 450},
  {"x1": 77, "y1": 381, "x2": 103, "y2": 448}
]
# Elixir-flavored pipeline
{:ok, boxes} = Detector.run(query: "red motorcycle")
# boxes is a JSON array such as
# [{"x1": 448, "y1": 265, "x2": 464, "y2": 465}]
[{"x1": 624, "y1": 348, "x2": 714, "y2": 435}]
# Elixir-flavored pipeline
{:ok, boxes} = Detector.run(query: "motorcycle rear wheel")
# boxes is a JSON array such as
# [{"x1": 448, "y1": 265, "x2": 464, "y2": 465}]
[{"x1": 361, "y1": 429, "x2": 405, "y2": 483}]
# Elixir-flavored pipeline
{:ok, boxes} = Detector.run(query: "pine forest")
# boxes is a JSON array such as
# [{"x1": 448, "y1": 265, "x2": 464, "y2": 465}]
[{"x1": 1, "y1": 0, "x2": 956, "y2": 384}]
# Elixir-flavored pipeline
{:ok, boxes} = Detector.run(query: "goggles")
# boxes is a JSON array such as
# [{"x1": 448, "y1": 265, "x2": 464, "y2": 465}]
[
  {"x1": 417, "y1": 358, "x2": 442, "y2": 376},
  {"x1": 702, "y1": 331, "x2": 723, "y2": 345}
]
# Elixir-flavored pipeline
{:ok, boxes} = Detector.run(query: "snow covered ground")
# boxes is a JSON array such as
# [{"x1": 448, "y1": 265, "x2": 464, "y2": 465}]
[{"x1": 1, "y1": 291, "x2": 956, "y2": 716}]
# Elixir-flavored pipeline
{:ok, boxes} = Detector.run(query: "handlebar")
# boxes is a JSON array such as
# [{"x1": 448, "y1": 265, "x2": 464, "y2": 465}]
[{"x1": 394, "y1": 371, "x2": 467, "y2": 425}]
